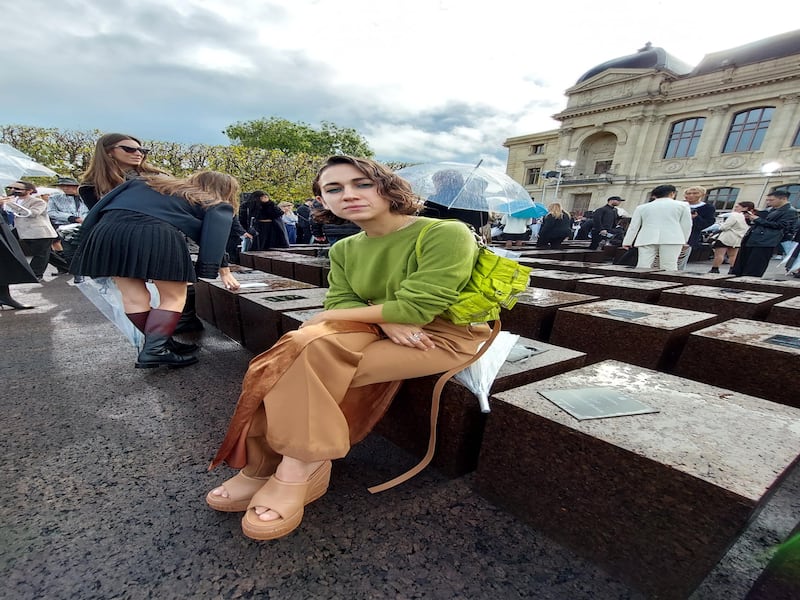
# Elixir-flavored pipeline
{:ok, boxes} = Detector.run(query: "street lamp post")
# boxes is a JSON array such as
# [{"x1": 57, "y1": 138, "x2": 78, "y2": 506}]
[
  {"x1": 758, "y1": 161, "x2": 781, "y2": 206},
  {"x1": 553, "y1": 160, "x2": 575, "y2": 202}
]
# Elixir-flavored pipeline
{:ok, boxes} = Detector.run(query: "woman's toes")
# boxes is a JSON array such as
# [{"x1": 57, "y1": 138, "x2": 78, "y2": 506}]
[
  {"x1": 254, "y1": 507, "x2": 280, "y2": 521},
  {"x1": 210, "y1": 485, "x2": 229, "y2": 498}
]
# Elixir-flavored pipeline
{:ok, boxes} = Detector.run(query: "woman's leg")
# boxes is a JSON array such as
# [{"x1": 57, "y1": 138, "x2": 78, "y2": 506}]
[
  {"x1": 711, "y1": 246, "x2": 727, "y2": 269},
  {"x1": 134, "y1": 280, "x2": 196, "y2": 368},
  {"x1": 726, "y1": 248, "x2": 739, "y2": 268},
  {"x1": 113, "y1": 277, "x2": 152, "y2": 313}
]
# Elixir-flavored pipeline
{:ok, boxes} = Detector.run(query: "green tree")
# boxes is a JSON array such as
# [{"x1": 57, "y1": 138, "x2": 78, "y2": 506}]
[{"x1": 224, "y1": 117, "x2": 373, "y2": 157}]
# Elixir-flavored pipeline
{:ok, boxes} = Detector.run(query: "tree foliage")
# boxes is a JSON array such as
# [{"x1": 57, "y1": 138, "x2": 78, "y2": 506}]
[
  {"x1": 224, "y1": 117, "x2": 373, "y2": 157},
  {"x1": 0, "y1": 124, "x2": 323, "y2": 201}
]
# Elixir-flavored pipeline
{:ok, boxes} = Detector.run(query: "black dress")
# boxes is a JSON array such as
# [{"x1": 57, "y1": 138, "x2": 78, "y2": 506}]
[
  {"x1": 247, "y1": 200, "x2": 288, "y2": 250},
  {"x1": 0, "y1": 217, "x2": 38, "y2": 285}
]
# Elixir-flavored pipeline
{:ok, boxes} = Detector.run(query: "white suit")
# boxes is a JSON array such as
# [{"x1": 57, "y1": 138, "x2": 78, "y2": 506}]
[{"x1": 622, "y1": 196, "x2": 692, "y2": 271}]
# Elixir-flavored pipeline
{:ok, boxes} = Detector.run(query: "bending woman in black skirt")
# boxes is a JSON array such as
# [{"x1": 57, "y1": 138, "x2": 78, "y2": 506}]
[{"x1": 71, "y1": 171, "x2": 240, "y2": 368}]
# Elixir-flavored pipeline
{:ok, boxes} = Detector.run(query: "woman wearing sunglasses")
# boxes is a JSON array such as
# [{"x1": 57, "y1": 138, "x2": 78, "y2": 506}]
[
  {"x1": 71, "y1": 171, "x2": 241, "y2": 368},
  {"x1": 78, "y1": 133, "x2": 166, "y2": 209}
]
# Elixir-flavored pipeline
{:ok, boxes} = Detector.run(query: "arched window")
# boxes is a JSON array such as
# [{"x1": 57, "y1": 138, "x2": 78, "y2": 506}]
[
  {"x1": 722, "y1": 107, "x2": 774, "y2": 153},
  {"x1": 707, "y1": 187, "x2": 740, "y2": 210},
  {"x1": 664, "y1": 117, "x2": 705, "y2": 158},
  {"x1": 772, "y1": 184, "x2": 800, "y2": 209}
]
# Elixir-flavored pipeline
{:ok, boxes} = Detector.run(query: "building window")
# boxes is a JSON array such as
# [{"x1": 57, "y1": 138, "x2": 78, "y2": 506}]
[
  {"x1": 663, "y1": 117, "x2": 705, "y2": 158},
  {"x1": 707, "y1": 187, "x2": 740, "y2": 210},
  {"x1": 722, "y1": 107, "x2": 774, "y2": 153},
  {"x1": 594, "y1": 160, "x2": 612, "y2": 175},
  {"x1": 529, "y1": 144, "x2": 544, "y2": 155},
  {"x1": 792, "y1": 127, "x2": 800, "y2": 147},
  {"x1": 772, "y1": 184, "x2": 800, "y2": 209},
  {"x1": 525, "y1": 167, "x2": 541, "y2": 185}
]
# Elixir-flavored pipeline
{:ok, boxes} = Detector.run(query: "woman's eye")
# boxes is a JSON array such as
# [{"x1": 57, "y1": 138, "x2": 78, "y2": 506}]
[
  {"x1": 357, "y1": 183, "x2": 374, "y2": 189},
  {"x1": 324, "y1": 187, "x2": 342, "y2": 194}
]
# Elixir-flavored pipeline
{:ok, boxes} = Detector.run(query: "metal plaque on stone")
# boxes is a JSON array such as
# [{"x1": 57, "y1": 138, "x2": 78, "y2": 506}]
[
  {"x1": 538, "y1": 386, "x2": 659, "y2": 420},
  {"x1": 765, "y1": 334, "x2": 800, "y2": 350},
  {"x1": 262, "y1": 294, "x2": 308, "y2": 302},
  {"x1": 604, "y1": 308, "x2": 650, "y2": 320}
]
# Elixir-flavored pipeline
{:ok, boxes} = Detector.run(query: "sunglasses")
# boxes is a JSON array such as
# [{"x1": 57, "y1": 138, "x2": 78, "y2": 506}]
[
  {"x1": 6, "y1": 186, "x2": 26, "y2": 191},
  {"x1": 112, "y1": 145, "x2": 150, "y2": 155}
]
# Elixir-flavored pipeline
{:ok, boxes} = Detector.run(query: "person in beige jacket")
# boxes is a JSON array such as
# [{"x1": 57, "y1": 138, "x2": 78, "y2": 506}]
[
  {"x1": 709, "y1": 201, "x2": 753, "y2": 273},
  {"x1": 622, "y1": 184, "x2": 692, "y2": 271},
  {"x1": 4, "y1": 181, "x2": 57, "y2": 280}
]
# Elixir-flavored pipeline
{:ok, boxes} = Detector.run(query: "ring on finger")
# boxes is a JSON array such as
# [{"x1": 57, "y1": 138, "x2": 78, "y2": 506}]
[{"x1": 409, "y1": 332, "x2": 423, "y2": 341}]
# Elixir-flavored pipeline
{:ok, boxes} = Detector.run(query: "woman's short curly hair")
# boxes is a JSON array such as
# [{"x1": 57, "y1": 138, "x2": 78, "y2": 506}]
[{"x1": 311, "y1": 155, "x2": 422, "y2": 224}]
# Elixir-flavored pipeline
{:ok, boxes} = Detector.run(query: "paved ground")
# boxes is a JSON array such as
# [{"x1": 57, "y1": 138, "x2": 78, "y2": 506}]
[{"x1": 1, "y1": 259, "x2": 798, "y2": 600}]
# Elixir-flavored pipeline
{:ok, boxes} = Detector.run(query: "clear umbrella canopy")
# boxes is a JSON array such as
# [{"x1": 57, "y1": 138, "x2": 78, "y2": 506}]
[
  {"x1": 0, "y1": 143, "x2": 57, "y2": 189},
  {"x1": 396, "y1": 161, "x2": 541, "y2": 214}
]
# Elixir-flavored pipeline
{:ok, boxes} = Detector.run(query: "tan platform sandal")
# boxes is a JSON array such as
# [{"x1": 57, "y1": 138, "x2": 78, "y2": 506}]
[
  {"x1": 241, "y1": 460, "x2": 332, "y2": 540},
  {"x1": 205, "y1": 472, "x2": 270, "y2": 512}
]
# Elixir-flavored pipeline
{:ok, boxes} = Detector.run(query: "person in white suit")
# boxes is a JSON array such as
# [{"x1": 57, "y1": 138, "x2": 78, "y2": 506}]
[{"x1": 622, "y1": 184, "x2": 692, "y2": 271}]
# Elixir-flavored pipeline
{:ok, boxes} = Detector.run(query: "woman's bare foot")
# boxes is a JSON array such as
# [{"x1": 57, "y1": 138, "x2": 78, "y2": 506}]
[{"x1": 252, "y1": 457, "x2": 324, "y2": 521}]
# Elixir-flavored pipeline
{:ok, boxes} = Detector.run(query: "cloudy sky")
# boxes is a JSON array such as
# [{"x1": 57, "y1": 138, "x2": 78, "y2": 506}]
[{"x1": 4, "y1": 0, "x2": 797, "y2": 168}]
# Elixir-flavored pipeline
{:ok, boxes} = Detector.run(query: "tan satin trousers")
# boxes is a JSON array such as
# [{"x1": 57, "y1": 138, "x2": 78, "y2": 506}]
[{"x1": 230, "y1": 317, "x2": 491, "y2": 478}]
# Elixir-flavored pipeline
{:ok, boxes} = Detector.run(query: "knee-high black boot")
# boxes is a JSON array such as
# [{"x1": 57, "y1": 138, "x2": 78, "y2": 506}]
[
  {"x1": 0, "y1": 285, "x2": 33, "y2": 310},
  {"x1": 126, "y1": 311, "x2": 198, "y2": 355},
  {"x1": 135, "y1": 309, "x2": 199, "y2": 369},
  {"x1": 173, "y1": 285, "x2": 204, "y2": 334}
]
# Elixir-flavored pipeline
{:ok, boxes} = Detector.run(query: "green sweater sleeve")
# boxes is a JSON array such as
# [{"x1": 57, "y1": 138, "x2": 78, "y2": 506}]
[{"x1": 324, "y1": 218, "x2": 478, "y2": 324}]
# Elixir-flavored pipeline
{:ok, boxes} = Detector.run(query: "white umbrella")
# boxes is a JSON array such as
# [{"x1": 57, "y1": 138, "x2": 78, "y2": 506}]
[
  {"x1": 0, "y1": 143, "x2": 58, "y2": 189},
  {"x1": 454, "y1": 331, "x2": 521, "y2": 413}
]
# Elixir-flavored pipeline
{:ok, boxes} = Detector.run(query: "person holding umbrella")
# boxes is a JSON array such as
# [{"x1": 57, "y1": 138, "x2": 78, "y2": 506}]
[{"x1": 206, "y1": 155, "x2": 491, "y2": 541}]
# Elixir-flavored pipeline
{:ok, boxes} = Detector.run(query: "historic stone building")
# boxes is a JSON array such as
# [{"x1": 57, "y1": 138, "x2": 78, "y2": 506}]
[{"x1": 504, "y1": 29, "x2": 800, "y2": 215}]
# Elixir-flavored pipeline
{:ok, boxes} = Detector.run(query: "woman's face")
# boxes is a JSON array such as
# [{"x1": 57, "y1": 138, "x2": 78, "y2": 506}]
[
  {"x1": 258, "y1": 195, "x2": 270, "y2": 203},
  {"x1": 683, "y1": 189, "x2": 704, "y2": 203},
  {"x1": 317, "y1": 163, "x2": 390, "y2": 224},
  {"x1": 107, "y1": 138, "x2": 147, "y2": 170}
]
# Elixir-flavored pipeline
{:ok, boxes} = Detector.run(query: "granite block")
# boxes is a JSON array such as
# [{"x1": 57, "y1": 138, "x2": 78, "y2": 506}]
[
  {"x1": 720, "y1": 276, "x2": 800, "y2": 297},
  {"x1": 549, "y1": 299, "x2": 717, "y2": 370},
  {"x1": 574, "y1": 276, "x2": 682, "y2": 303},
  {"x1": 193, "y1": 280, "x2": 214, "y2": 326},
  {"x1": 237, "y1": 251, "x2": 255, "y2": 268},
  {"x1": 280, "y1": 308, "x2": 326, "y2": 333},
  {"x1": 674, "y1": 318, "x2": 800, "y2": 408},
  {"x1": 207, "y1": 275, "x2": 316, "y2": 342},
  {"x1": 659, "y1": 285, "x2": 782, "y2": 320},
  {"x1": 244, "y1": 251, "x2": 288, "y2": 274},
  {"x1": 501, "y1": 288, "x2": 599, "y2": 340},
  {"x1": 291, "y1": 257, "x2": 330, "y2": 287},
  {"x1": 375, "y1": 338, "x2": 586, "y2": 477},
  {"x1": 517, "y1": 258, "x2": 571, "y2": 271},
  {"x1": 584, "y1": 264, "x2": 662, "y2": 278},
  {"x1": 476, "y1": 360, "x2": 800, "y2": 599},
  {"x1": 640, "y1": 270, "x2": 736, "y2": 286},
  {"x1": 528, "y1": 270, "x2": 605, "y2": 293},
  {"x1": 238, "y1": 287, "x2": 328, "y2": 353},
  {"x1": 767, "y1": 296, "x2": 800, "y2": 327}
]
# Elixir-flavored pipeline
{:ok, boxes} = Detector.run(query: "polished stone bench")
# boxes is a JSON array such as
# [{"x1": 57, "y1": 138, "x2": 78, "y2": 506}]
[
  {"x1": 659, "y1": 285, "x2": 783, "y2": 321},
  {"x1": 767, "y1": 296, "x2": 800, "y2": 327},
  {"x1": 290, "y1": 257, "x2": 331, "y2": 288},
  {"x1": 193, "y1": 269, "x2": 274, "y2": 328},
  {"x1": 674, "y1": 318, "x2": 800, "y2": 409},
  {"x1": 584, "y1": 264, "x2": 661, "y2": 278},
  {"x1": 238, "y1": 250, "x2": 288, "y2": 272},
  {"x1": 528, "y1": 269, "x2": 604, "y2": 293},
  {"x1": 549, "y1": 299, "x2": 717, "y2": 370},
  {"x1": 517, "y1": 258, "x2": 573, "y2": 272},
  {"x1": 239, "y1": 287, "x2": 329, "y2": 353},
  {"x1": 475, "y1": 360, "x2": 800, "y2": 599},
  {"x1": 574, "y1": 276, "x2": 682, "y2": 303},
  {"x1": 500, "y1": 288, "x2": 599, "y2": 340},
  {"x1": 206, "y1": 275, "x2": 316, "y2": 343},
  {"x1": 374, "y1": 338, "x2": 587, "y2": 477},
  {"x1": 719, "y1": 276, "x2": 800, "y2": 297},
  {"x1": 639, "y1": 269, "x2": 736, "y2": 287}
]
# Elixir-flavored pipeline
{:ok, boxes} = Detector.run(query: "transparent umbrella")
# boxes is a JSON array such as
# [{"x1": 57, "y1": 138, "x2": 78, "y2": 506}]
[
  {"x1": 0, "y1": 143, "x2": 58, "y2": 188},
  {"x1": 397, "y1": 161, "x2": 538, "y2": 214}
]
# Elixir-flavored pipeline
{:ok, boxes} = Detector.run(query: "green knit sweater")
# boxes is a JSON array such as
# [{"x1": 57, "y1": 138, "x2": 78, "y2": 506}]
[{"x1": 324, "y1": 217, "x2": 478, "y2": 324}]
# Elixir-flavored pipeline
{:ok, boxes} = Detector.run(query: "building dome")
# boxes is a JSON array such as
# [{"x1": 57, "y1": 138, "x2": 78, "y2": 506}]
[{"x1": 576, "y1": 42, "x2": 693, "y2": 84}]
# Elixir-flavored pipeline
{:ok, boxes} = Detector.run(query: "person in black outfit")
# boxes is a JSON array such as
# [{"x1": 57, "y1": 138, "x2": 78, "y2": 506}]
[
  {"x1": 295, "y1": 198, "x2": 315, "y2": 244},
  {"x1": 71, "y1": 171, "x2": 241, "y2": 368},
  {"x1": 239, "y1": 190, "x2": 289, "y2": 250},
  {"x1": 589, "y1": 196, "x2": 624, "y2": 249},
  {"x1": 536, "y1": 203, "x2": 573, "y2": 248},
  {"x1": 0, "y1": 201, "x2": 38, "y2": 309},
  {"x1": 730, "y1": 190, "x2": 798, "y2": 277}
]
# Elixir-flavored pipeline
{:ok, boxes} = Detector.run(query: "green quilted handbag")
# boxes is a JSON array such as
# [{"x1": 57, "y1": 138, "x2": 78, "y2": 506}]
[{"x1": 416, "y1": 221, "x2": 532, "y2": 325}]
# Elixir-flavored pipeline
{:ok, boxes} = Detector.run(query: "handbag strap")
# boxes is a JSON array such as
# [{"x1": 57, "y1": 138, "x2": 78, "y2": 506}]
[{"x1": 368, "y1": 318, "x2": 502, "y2": 494}]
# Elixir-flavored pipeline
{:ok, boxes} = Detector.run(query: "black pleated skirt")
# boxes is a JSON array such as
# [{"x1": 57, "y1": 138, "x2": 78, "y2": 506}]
[{"x1": 71, "y1": 210, "x2": 195, "y2": 282}]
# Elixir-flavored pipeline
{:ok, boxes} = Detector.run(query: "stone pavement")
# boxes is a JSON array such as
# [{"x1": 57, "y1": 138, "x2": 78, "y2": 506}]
[{"x1": 1, "y1": 266, "x2": 798, "y2": 600}]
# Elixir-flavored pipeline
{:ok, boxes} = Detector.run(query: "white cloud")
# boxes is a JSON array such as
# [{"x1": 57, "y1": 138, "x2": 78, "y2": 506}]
[{"x1": 3, "y1": 0, "x2": 798, "y2": 165}]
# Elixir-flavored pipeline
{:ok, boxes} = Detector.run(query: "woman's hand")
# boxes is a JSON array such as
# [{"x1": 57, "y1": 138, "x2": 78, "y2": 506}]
[
  {"x1": 378, "y1": 323, "x2": 435, "y2": 350},
  {"x1": 219, "y1": 269, "x2": 240, "y2": 291}
]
